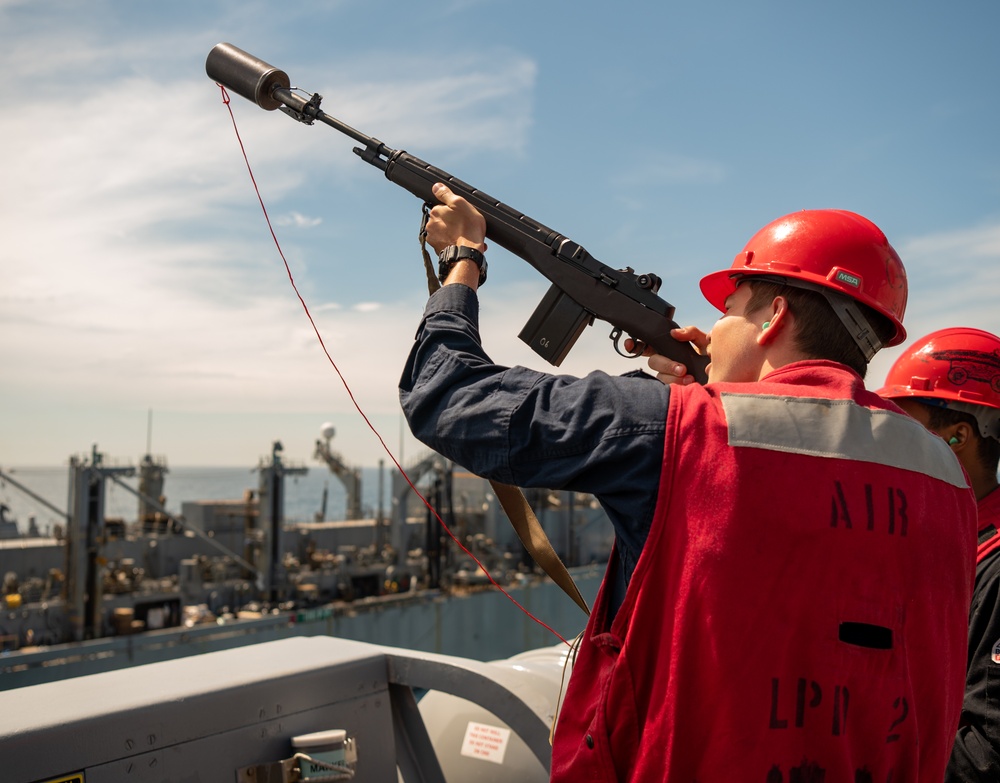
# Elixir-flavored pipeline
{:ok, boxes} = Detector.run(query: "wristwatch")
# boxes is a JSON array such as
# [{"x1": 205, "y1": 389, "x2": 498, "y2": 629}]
[{"x1": 438, "y1": 245, "x2": 487, "y2": 286}]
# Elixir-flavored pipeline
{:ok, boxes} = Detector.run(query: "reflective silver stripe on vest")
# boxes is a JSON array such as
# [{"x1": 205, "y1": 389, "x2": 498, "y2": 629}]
[{"x1": 721, "y1": 392, "x2": 969, "y2": 488}]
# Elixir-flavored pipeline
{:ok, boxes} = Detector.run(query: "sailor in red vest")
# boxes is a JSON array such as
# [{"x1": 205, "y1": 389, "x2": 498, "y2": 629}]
[
  {"x1": 875, "y1": 327, "x2": 1000, "y2": 781},
  {"x1": 400, "y1": 185, "x2": 977, "y2": 781}
]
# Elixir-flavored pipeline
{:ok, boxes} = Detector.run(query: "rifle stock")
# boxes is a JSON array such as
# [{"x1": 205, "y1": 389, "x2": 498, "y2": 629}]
[{"x1": 206, "y1": 43, "x2": 709, "y2": 382}]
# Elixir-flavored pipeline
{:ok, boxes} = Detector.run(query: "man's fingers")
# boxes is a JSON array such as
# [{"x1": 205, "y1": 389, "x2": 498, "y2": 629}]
[
  {"x1": 430, "y1": 182, "x2": 480, "y2": 225},
  {"x1": 623, "y1": 337, "x2": 655, "y2": 357},
  {"x1": 432, "y1": 182, "x2": 461, "y2": 207},
  {"x1": 670, "y1": 325, "x2": 709, "y2": 353},
  {"x1": 425, "y1": 182, "x2": 487, "y2": 252},
  {"x1": 647, "y1": 353, "x2": 693, "y2": 382},
  {"x1": 431, "y1": 181, "x2": 449, "y2": 202}
]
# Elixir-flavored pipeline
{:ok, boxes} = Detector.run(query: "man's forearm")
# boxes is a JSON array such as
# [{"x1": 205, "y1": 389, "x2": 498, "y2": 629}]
[{"x1": 399, "y1": 285, "x2": 516, "y2": 481}]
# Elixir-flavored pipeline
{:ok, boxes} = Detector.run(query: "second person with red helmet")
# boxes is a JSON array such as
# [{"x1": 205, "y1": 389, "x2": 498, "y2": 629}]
[{"x1": 877, "y1": 327, "x2": 1000, "y2": 782}]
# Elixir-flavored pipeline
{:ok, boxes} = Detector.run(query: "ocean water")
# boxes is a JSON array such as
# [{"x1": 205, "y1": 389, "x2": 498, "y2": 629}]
[{"x1": 0, "y1": 464, "x2": 392, "y2": 536}]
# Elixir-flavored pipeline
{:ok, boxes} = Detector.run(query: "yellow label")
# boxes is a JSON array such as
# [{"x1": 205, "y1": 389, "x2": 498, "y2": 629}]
[{"x1": 37, "y1": 775, "x2": 84, "y2": 783}]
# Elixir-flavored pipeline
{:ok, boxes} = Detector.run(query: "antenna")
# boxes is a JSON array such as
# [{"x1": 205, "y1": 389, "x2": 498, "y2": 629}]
[{"x1": 146, "y1": 409, "x2": 153, "y2": 455}]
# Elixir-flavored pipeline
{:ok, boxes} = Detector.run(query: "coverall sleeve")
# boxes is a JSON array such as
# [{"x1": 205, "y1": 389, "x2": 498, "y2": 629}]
[
  {"x1": 398, "y1": 283, "x2": 672, "y2": 575},
  {"x1": 946, "y1": 559, "x2": 1000, "y2": 781}
]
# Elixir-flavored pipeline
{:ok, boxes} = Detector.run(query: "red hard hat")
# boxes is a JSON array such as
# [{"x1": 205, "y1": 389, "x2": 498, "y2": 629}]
[
  {"x1": 876, "y1": 327, "x2": 1000, "y2": 410},
  {"x1": 700, "y1": 210, "x2": 908, "y2": 346}
]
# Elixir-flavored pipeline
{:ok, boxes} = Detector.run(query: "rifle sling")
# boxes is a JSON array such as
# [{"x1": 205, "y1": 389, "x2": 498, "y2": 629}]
[
  {"x1": 419, "y1": 215, "x2": 591, "y2": 616},
  {"x1": 490, "y1": 480, "x2": 591, "y2": 616}
]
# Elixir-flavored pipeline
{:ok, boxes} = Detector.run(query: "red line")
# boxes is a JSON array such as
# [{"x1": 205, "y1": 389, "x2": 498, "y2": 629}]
[{"x1": 216, "y1": 85, "x2": 570, "y2": 646}]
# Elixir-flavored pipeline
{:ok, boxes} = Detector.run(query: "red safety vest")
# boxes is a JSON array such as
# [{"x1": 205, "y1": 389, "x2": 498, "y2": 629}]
[{"x1": 552, "y1": 361, "x2": 977, "y2": 782}]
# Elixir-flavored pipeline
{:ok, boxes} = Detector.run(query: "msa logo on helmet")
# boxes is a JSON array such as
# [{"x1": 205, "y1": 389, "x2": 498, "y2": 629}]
[{"x1": 834, "y1": 270, "x2": 862, "y2": 289}]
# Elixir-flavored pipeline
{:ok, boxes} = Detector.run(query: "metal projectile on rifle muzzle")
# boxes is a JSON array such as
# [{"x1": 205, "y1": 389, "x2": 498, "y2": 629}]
[{"x1": 206, "y1": 43, "x2": 290, "y2": 111}]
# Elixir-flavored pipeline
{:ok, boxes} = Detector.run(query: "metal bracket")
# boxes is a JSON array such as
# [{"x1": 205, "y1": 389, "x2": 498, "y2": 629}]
[
  {"x1": 236, "y1": 757, "x2": 296, "y2": 783},
  {"x1": 279, "y1": 90, "x2": 323, "y2": 125}
]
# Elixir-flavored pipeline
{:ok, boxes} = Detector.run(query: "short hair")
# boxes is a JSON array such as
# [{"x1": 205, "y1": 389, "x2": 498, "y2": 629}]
[
  {"x1": 743, "y1": 279, "x2": 896, "y2": 379},
  {"x1": 922, "y1": 403, "x2": 1000, "y2": 477}
]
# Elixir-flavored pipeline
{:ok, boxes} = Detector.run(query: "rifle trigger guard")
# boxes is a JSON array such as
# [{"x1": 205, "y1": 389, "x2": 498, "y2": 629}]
[{"x1": 610, "y1": 328, "x2": 645, "y2": 359}]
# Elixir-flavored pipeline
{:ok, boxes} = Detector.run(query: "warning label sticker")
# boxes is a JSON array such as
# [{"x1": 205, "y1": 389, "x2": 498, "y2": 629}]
[
  {"x1": 460, "y1": 721, "x2": 511, "y2": 765},
  {"x1": 37, "y1": 775, "x2": 85, "y2": 783}
]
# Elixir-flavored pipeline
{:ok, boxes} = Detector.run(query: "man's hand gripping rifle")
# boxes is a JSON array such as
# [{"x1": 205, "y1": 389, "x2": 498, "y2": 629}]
[{"x1": 206, "y1": 43, "x2": 709, "y2": 382}]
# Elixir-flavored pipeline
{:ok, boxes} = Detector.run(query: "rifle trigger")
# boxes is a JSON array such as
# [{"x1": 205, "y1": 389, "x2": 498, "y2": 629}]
[{"x1": 610, "y1": 328, "x2": 645, "y2": 359}]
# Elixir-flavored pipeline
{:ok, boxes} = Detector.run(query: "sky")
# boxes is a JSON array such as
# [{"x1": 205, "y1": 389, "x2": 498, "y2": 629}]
[{"x1": 1, "y1": 0, "x2": 998, "y2": 470}]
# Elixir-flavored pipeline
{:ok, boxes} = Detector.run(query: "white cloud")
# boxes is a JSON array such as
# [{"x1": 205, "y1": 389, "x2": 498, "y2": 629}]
[
  {"x1": 276, "y1": 212, "x2": 323, "y2": 228},
  {"x1": 902, "y1": 222, "x2": 1000, "y2": 263},
  {"x1": 868, "y1": 220, "x2": 1000, "y2": 385},
  {"x1": 319, "y1": 56, "x2": 537, "y2": 156},
  {"x1": 897, "y1": 221, "x2": 1000, "y2": 322},
  {"x1": 0, "y1": 12, "x2": 539, "y2": 465}
]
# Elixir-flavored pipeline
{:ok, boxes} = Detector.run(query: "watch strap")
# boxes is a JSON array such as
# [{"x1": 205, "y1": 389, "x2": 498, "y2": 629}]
[{"x1": 438, "y1": 245, "x2": 487, "y2": 286}]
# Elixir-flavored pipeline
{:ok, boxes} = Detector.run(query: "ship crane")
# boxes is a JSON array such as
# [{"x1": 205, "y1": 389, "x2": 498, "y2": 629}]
[{"x1": 313, "y1": 422, "x2": 363, "y2": 520}]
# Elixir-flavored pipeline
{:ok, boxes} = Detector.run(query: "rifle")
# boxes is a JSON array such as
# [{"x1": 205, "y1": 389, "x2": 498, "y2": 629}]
[{"x1": 206, "y1": 42, "x2": 709, "y2": 382}]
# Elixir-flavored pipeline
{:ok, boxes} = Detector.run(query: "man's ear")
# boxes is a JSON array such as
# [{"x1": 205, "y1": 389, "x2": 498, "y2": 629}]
[
  {"x1": 757, "y1": 296, "x2": 789, "y2": 346},
  {"x1": 945, "y1": 421, "x2": 975, "y2": 452}
]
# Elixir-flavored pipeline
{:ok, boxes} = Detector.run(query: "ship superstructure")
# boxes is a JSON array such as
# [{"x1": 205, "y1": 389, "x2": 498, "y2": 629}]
[{"x1": 0, "y1": 432, "x2": 609, "y2": 689}]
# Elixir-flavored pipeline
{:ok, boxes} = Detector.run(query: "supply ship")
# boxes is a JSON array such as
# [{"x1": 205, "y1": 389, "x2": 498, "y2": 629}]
[
  {"x1": 0, "y1": 428, "x2": 603, "y2": 782},
  {"x1": 0, "y1": 425, "x2": 608, "y2": 693}
]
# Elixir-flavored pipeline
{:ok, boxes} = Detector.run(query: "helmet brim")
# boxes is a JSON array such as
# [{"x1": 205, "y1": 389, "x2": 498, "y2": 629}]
[
  {"x1": 698, "y1": 269, "x2": 740, "y2": 313},
  {"x1": 699, "y1": 267, "x2": 906, "y2": 346}
]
